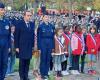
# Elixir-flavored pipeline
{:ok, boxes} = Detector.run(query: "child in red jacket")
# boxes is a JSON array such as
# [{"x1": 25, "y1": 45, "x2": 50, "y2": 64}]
[
  {"x1": 70, "y1": 25, "x2": 84, "y2": 75},
  {"x1": 86, "y1": 26, "x2": 99, "y2": 75}
]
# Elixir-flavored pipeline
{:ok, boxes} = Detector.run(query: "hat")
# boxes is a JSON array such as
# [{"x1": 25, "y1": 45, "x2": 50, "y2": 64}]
[{"x1": 0, "y1": 2, "x2": 5, "y2": 8}]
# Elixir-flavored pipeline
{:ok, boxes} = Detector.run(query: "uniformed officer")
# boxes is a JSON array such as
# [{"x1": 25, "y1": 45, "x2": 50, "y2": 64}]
[
  {"x1": 15, "y1": 11, "x2": 35, "y2": 80},
  {"x1": 0, "y1": 2, "x2": 11, "y2": 80},
  {"x1": 37, "y1": 14, "x2": 55, "y2": 80}
]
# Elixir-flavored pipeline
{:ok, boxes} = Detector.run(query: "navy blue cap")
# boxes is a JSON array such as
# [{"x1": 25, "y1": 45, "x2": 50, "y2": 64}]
[{"x1": 0, "y1": 2, "x2": 5, "y2": 8}]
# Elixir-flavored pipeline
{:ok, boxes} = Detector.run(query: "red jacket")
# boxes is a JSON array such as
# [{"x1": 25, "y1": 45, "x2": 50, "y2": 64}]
[
  {"x1": 71, "y1": 32, "x2": 83, "y2": 55},
  {"x1": 63, "y1": 33, "x2": 70, "y2": 47},
  {"x1": 86, "y1": 33, "x2": 99, "y2": 55},
  {"x1": 98, "y1": 34, "x2": 100, "y2": 51}
]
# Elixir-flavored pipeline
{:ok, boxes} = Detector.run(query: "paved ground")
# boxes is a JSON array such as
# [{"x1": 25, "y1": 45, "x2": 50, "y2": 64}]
[
  {"x1": 5, "y1": 72, "x2": 100, "y2": 80},
  {"x1": 5, "y1": 54, "x2": 100, "y2": 80}
]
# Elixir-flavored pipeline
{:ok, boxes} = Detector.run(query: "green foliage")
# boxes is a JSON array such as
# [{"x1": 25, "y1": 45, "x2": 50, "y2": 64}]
[
  {"x1": 1, "y1": 0, "x2": 100, "y2": 11},
  {"x1": 77, "y1": 5, "x2": 86, "y2": 11}
]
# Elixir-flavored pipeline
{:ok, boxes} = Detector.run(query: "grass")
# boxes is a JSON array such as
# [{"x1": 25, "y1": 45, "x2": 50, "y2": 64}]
[{"x1": 14, "y1": 55, "x2": 91, "y2": 72}]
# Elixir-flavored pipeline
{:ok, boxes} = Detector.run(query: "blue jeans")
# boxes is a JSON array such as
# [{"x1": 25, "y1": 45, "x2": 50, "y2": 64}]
[{"x1": 6, "y1": 53, "x2": 15, "y2": 74}]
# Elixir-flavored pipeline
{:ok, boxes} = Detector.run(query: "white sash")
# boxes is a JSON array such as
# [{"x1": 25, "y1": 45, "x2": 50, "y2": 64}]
[
  {"x1": 89, "y1": 34, "x2": 96, "y2": 46},
  {"x1": 55, "y1": 36, "x2": 65, "y2": 49},
  {"x1": 74, "y1": 33, "x2": 82, "y2": 43},
  {"x1": 74, "y1": 33, "x2": 84, "y2": 54},
  {"x1": 64, "y1": 33, "x2": 70, "y2": 41}
]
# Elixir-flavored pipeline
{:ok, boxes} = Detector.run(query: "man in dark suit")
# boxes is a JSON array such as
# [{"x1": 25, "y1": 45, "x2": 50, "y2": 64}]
[{"x1": 15, "y1": 11, "x2": 35, "y2": 80}]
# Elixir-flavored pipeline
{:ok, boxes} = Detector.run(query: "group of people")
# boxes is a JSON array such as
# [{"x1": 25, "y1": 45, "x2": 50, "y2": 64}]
[{"x1": 0, "y1": 2, "x2": 100, "y2": 80}]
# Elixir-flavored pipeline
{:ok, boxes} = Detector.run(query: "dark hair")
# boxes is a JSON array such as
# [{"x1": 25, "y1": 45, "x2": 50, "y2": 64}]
[
  {"x1": 82, "y1": 27, "x2": 87, "y2": 30},
  {"x1": 74, "y1": 24, "x2": 82, "y2": 33},
  {"x1": 89, "y1": 25, "x2": 97, "y2": 34},
  {"x1": 23, "y1": 10, "x2": 32, "y2": 16},
  {"x1": 63, "y1": 26, "x2": 69, "y2": 30}
]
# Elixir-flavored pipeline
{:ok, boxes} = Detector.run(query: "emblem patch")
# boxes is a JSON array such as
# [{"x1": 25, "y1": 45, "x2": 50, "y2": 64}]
[{"x1": 5, "y1": 25, "x2": 9, "y2": 30}]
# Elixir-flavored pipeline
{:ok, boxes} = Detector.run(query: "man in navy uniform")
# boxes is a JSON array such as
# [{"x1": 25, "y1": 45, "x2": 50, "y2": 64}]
[
  {"x1": 0, "y1": 2, "x2": 11, "y2": 80},
  {"x1": 37, "y1": 14, "x2": 55, "y2": 80},
  {"x1": 15, "y1": 11, "x2": 35, "y2": 80}
]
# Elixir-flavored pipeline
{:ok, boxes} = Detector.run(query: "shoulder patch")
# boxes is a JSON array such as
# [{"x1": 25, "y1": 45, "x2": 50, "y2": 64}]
[{"x1": 5, "y1": 25, "x2": 9, "y2": 30}]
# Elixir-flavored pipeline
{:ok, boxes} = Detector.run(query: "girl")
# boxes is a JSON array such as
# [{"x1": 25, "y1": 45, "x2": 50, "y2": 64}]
[
  {"x1": 86, "y1": 26, "x2": 99, "y2": 75},
  {"x1": 52, "y1": 27, "x2": 68, "y2": 77},
  {"x1": 68, "y1": 25, "x2": 74, "y2": 71},
  {"x1": 81, "y1": 27, "x2": 87, "y2": 73},
  {"x1": 61, "y1": 26, "x2": 70, "y2": 75},
  {"x1": 6, "y1": 25, "x2": 16, "y2": 75},
  {"x1": 70, "y1": 25, "x2": 84, "y2": 75}
]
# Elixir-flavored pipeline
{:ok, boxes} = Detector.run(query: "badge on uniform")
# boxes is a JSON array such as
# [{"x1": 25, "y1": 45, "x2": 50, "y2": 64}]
[
  {"x1": 5, "y1": 25, "x2": 9, "y2": 30},
  {"x1": 51, "y1": 29, "x2": 54, "y2": 32},
  {"x1": 42, "y1": 29, "x2": 45, "y2": 32}
]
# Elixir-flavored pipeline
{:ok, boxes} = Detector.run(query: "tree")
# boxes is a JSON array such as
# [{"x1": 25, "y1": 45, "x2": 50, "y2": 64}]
[{"x1": 93, "y1": 0, "x2": 100, "y2": 11}]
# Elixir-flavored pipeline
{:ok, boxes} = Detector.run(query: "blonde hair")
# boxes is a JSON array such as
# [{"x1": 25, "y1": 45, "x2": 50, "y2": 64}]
[{"x1": 55, "y1": 27, "x2": 63, "y2": 36}]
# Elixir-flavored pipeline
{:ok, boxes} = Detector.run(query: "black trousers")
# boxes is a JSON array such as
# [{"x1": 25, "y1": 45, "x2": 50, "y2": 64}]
[
  {"x1": 50, "y1": 57, "x2": 53, "y2": 71},
  {"x1": 61, "y1": 60, "x2": 67, "y2": 71},
  {"x1": 72, "y1": 55, "x2": 80, "y2": 70},
  {"x1": 81, "y1": 53, "x2": 86, "y2": 72},
  {"x1": 19, "y1": 58, "x2": 30, "y2": 80},
  {"x1": 0, "y1": 45, "x2": 8, "y2": 80}
]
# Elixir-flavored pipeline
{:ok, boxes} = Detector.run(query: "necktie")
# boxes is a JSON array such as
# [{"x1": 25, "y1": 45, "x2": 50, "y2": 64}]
[
  {"x1": 11, "y1": 33, "x2": 14, "y2": 42},
  {"x1": 27, "y1": 23, "x2": 30, "y2": 30}
]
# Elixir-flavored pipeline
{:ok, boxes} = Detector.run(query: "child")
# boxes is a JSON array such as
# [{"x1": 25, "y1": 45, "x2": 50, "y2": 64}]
[
  {"x1": 52, "y1": 27, "x2": 68, "y2": 77},
  {"x1": 6, "y1": 25, "x2": 16, "y2": 75},
  {"x1": 68, "y1": 25, "x2": 74, "y2": 70},
  {"x1": 81, "y1": 27, "x2": 87, "y2": 73},
  {"x1": 86, "y1": 26, "x2": 99, "y2": 75},
  {"x1": 61, "y1": 26, "x2": 70, "y2": 75},
  {"x1": 70, "y1": 25, "x2": 84, "y2": 75}
]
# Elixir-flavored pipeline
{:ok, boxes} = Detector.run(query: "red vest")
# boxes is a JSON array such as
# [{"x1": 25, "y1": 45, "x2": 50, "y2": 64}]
[
  {"x1": 86, "y1": 33, "x2": 99, "y2": 55},
  {"x1": 71, "y1": 32, "x2": 83, "y2": 55}
]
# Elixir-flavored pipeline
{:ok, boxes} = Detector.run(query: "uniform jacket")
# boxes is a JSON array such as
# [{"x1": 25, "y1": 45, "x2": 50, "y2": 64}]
[
  {"x1": 53, "y1": 35, "x2": 68, "y2": 55},
  {"x1": 15, "y1": 19, "x2": 35, "y2": 59},
  {"x1": 0, "y1": 18, "x2": 11, "y2": 48},
  {"x1": 86, "y1": 33, "x2": 99, "y2": 55},
  {"x1": 71, "y1": 32, "x2": 84, "y2": 55},
  {"x1": 37, "y1": 22, "x2": 55, "y2": 50}
]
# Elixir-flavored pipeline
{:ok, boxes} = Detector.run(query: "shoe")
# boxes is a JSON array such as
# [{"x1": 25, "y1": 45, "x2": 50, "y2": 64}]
[
  {"x1": 57, "y1": 71, "x2": 63, "y2": 77},
  {"x1": 75, "y1": 70, "x2": 80, "y2": 75},
  {"x1": 81, "y1": 71, "x2": 85, "y2": 74},
  {"x1": 61, "y1": 70, "x2": 69, "y2": 76},
  {"x1": 48, "y1": 71, "x2": 53, "y2": 75},
  {"x1": 70, "y1": 70, "x2": 76, "y2": 75},
  {"x1": 92, "y1": 70, "x2": 96, "y2": 75},
  {"x1": 41, "y1": 76, "x2": 48, "y2": 80},
  {"x1": 88, "y1": 70, "x2": 92, "y2": 75}
]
